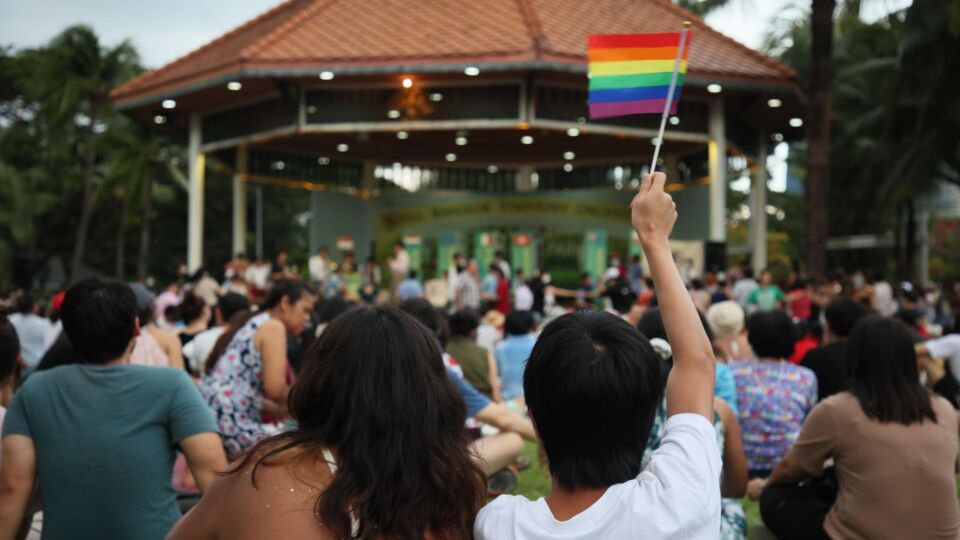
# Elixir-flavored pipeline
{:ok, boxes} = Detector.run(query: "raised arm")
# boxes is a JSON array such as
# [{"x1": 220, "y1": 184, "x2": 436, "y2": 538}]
[{"x1": 631, "y1": 172, "x2": 716, "y2": 419}]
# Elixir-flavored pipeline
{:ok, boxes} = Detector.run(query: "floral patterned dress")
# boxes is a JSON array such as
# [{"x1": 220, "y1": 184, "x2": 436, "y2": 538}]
[
  {"x1": 645, "y1": 400, "x2": 748, "y2": 540},
  {"x1": 200, "y1": 312, "x2": 282, "y2": 456}
]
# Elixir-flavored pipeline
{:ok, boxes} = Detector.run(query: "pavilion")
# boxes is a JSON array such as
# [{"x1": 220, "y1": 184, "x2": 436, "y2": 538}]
[{"x1": 111, "y1": 0, "x2": 804, "y2": 281}]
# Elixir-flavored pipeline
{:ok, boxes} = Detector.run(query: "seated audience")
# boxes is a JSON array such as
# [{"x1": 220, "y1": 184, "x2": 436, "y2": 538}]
[
  {"x1": 129, "y1": 282, "x2": 184, "y2": 370},
  {"x1": 706, "y1": 300, "x2": 753, "y2": 363},
  {"x1": 6, "y1": 295, "x2": 51, "y2": 375},
  {"x1": 182, "y1": 292, "x2": 250, "y2": 375},
  {"x1": 475, "y1": 172, "x2": 721, "y2": 539},
  {"x1": 167, "y1": 307, "x2": 486, "y2": 539},
  {"x1": 201, "y1": 280, "x2": 317, "y2": 457},
  {"x1": 446, "y1": 310, "x2": 501, "y2": 401},
  {"x1": 494, "y1": 311, "x2": 536, "y2": 404},
  {"x1": 177, "y1": 291, "x2": 211, "y2": 347},
  {"x1": 0, "y1": 278, "x2": 226, "y2": 540},
  {"x1": 731, "y1": 311, "x2": 817, "y2": 477},
  {"x1": 758, "y1": 315, "x2": 960, "y2": 540},
  {"x1": 800, "y1": 298, "x2": 870, "y2": 400}
]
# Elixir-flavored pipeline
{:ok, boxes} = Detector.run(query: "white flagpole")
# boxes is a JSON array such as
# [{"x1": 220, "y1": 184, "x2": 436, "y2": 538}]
[{"x1": 650, "y1": 22, "x2": 691, "y2": 173}]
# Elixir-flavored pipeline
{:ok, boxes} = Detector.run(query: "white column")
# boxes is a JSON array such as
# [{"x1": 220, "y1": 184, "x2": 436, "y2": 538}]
[
  {"x1": 708, "y1": 98, "x2": 727, "y2": 242},
  {"x1": 187, "y1": 113, "x2": 205, "y2": 271},
  {"x1": 751, "y1": 134, "x2": 769, "y2": 271},
  {"x1": 255, "y1": 185, "x2": 264, "y2": 259},
  {"x1": 232, "y1": 145, "x2": 248, "y2": 257}
]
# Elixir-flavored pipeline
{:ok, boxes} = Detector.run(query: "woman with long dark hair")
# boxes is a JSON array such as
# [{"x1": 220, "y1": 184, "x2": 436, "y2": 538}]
[
  {"x1": 757, "y1": 315, "x2": 960, "y2": 540},
  {"x1": 168, "y1": 307, "x2": 485, "y2": 539},
  {"x1": 200, "y1": 280, "x2": 316, "y2": 457}
]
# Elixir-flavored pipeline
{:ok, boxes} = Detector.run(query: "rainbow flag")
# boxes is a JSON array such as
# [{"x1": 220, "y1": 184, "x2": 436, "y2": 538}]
[{"x1": 587, "y1": 32, "x2": 691, "y2": 119}]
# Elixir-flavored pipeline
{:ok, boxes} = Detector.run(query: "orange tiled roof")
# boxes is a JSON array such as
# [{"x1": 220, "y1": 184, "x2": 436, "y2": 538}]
[{"x1": 112, "y1": 0, "x2": 797, "y2": 105}]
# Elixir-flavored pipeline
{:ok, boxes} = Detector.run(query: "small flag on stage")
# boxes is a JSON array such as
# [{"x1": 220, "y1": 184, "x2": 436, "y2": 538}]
[{"x1": 587, "y1": 32, "x2": 692, "y2": 120}]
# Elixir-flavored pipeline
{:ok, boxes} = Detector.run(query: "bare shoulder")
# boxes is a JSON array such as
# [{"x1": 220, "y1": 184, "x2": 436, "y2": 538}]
[{"x1": 147, "y1": 326, "x2": 180, "y2": 349}]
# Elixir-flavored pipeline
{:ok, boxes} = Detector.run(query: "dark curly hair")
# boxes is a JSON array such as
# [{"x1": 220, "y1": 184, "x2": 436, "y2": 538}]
[{"x1": 233, "y1": 306, "x2": 484, "y2": 539}]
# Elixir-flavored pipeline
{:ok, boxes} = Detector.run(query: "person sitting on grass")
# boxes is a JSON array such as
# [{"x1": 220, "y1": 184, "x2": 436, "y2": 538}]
[
  {"x1": 475, "y1": 172, "x2": 721, "y2": 539},
  {"x1": 0, "y1": 278, "x2": 227, "y2": 540}
]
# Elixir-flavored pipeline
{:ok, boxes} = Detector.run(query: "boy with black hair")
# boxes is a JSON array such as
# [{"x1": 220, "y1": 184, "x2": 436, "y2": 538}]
[
  {"x1": 0, "y1": 278, "x2": 227, "y2": 540},
  {"x1": 475, "y1": 172, "x2": 720, "y2": 539}
]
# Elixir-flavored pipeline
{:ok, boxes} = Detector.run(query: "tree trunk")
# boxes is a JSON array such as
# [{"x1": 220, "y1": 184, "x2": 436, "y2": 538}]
[
  {"x1": 904, "y1": 198, "x2": 916, "y2": 282},
  {"x1": 803, "y1": 0, "x2": 836, "y2": 279},
  {"x1": 114, "y1": 194, "x2": 127, "y2": 279},
  {"x1": 68, "y1": 105, "x2": 99, "y2": 285},
  {"x1": 137, "y1": 174, "x2": 155, "y2": 281}
]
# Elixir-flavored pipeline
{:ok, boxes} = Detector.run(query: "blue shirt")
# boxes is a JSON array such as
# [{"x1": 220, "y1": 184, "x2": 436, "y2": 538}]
[
  {"x1": 447, "y1": 366, "x2": 490, "y2": 418},
  {"x1": 482, "y1": 274, "x2": 498, "y2": 297},
  {"x1": 495, "y1": 334, "x2": 536, "y2": 401},
  {"x1": 715, "y1": 363, "x2": 738, "y2": 416},
  {"x1": 396, "y1": 278, "x2": 424, "y2": 301}
]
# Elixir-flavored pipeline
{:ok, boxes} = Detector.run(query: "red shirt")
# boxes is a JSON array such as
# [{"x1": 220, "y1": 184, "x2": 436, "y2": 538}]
[{"x1": 496, "y1": 279, "x2": 511, "y2": 314}]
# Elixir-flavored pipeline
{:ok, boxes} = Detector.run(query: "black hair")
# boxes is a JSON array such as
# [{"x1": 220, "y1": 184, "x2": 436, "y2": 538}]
[
  {"x1": 236, "y1": 307, "x2": 484, "y2": 538},
  {"x1": 0, "y1": 315, "x2": 20, "y2": 382},
  {"x1": 263, "y1": 279, "x2": 315, "y2": 311},
  {"x1": 316, "y1": 296, "x2": 353, "y2": 324},
  {"x1": 488, "y1": 264, "x2": 503, "y2": 277},
  {"x1": 525, "y1": 311, "x2": 664, "y2": 490},
  {"x1": 448, "y1": 310, "x2": 480, "y2": 338},
  {"x1": 691, "y1": 278, "x2": 704, "y2": 290},
  {"x1": 205, "y1": 309, "x2": 255, "y2": 375},
  {"x1": 15, "y1": 294, "x2": 35, "y2": 314},
  {"x1": 637, "y1": 307, "x2": 714, "y2": 343},
  {"x1": 408, "y1": 269, "x2": 418, "y2": 280},
  {"x1": 179, "y1": 290, "x2": 207, "y2": 324},
  {"x1": 217, "y1": 292, "x2": 250, "y2": 322},
  {"x1": 743, "y1": 267, "x2": 755, "y2": 279},
  {"x1": 746, "y1": 310, "x2": 797, "y2": 359},
  {"x1": 504, "y1": 310, "x2": 535, "y2": 336},
  {"x1": 398, "y1": 298, "x2": 449, "y2": 348},
  {"x1": 163, "y1": 305, "x2": 181, "y2": 324},
  {"x1": 847, "y1": 315, "x2": 936, "y2": 425},
  {"x1": 60, "y1": 278, "x2": 137, "y2": 364},
  {"x1": 824, "y1": 297, "x2": 870, "y2": 338}
]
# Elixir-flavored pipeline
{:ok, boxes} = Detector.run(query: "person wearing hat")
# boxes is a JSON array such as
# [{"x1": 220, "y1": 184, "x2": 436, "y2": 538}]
[{"x1": 707, "y1": 301, "x2": 753, "y2": 364}]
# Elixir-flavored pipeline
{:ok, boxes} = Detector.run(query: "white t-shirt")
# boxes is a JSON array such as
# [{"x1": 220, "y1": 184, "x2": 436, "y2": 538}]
[
  {"x1": 514, "y1": 284, "x2": 534, "y2": 312},
  {"x1": 926, "y1": 335, "x2": 960, "y2": 383},
  {"x1": 474, "y1": 414, "x2": 721, "y2": 540},
  {"x1": 182, "y1": 326, "x2": 226, "y2": 374}
]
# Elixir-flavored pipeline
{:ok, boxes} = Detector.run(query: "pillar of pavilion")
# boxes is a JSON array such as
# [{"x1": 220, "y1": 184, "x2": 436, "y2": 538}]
[{"x1": 112, "y1": 0, "x2": 804, "y2": 274}]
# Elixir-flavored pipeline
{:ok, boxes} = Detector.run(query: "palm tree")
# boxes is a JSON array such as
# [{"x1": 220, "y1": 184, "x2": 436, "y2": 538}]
[
  {"x1": 678, "y1": 0, "x2": 838, "y2": 278},
  {"x1": 36, "y1": 26, "x2": 139, "y2": 284}
]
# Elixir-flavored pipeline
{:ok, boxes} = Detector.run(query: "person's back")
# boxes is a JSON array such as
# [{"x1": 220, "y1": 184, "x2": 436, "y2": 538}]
[
  {"x1": 476, "y1": 172, "x2": 721, "y2": 540},
  {"x1": 800, "y1": 341, "x2": 846, "y2": 400},
  {"x1": 6, "y1": 365, "x2": 210, "y2": 539},
  {"x1": 446, "y1": 335, "x2": 493, "y2": 397},
  {"x1": 0, "y1": 278, "x2": 224, "y2": 540},
  {"x1": 495, "y1": 311, "x2": 536, "y2": 402},
  {"x1": 8, "y1": 296, "x2": 51, "y2": 371}
]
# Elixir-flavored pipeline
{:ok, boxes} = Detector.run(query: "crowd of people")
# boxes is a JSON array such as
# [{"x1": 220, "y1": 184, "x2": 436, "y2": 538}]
[{"x1": 0, "y1": 171, "x2": 959, "y2": 539}]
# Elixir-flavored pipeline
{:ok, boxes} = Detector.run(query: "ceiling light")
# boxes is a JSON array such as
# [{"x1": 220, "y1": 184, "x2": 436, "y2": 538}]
[
  {"x1": 767, "y1": 98, "x2": 782, "y2": 108},
  {"x1": 337, "y1": 143, "x2": 349, "y2": 152},
  {"x1": 161, "y1": 99, "x2": 176, "y2": 109},
  {"x1": 307, "y1": 105, "x2": 318, "y2": 114},
  {"x1": 567, "y1": 128, "x2": 580, "y2": 137},
  {"x1": 563, "y1": 151, "x2": 575, "y2": 160},
  {"x1": 430, "y1": 93, "x2": 443, "y2": 102},
  {"x1": 227, "y1": 81, "x2": 242, "y2": 91},
  {"x1": 153, "y1": 115, "x2": 166, "y2": 125},
  {"x1": 319, "y1": 71, "x2": 335, "y2": 80},
  {"x1": 669, "y1": 116, "x2": 680, "y2": 125},
  {"x1": 563, "y1": 164, "x2": 573, "y2": 172},
  {"x1": 707, "y1": 83, "x2": 722, "y2": 94},
  {"x1": 445, "y1": 153, "x2": 457, "y2": 162},
  {"x1": 318, "y1": 157, "x2": 330, "y2": 165},
  {"x1": 387, "y1": 109, "x2": 401, "y2": 119},
  {"x1": 789, "y1": 117, "x2": 804, "y2": 128},
  {"x1": 521, "y1": 135, "x2": 534, "y2": 145},
  {"x1": 396, "y1": 131, "x2": 409, "y2": 140},
  {"x1": 402, "y1": 78, "x2": 413, "y2": 88},
  {"x1": 455, "y1": 136, "x2": 468, "y2": 146},
  {"x1": 464, "y1": 66, "x2": 480, "y2": 76},
  {"x1": 772, "y1": 132, "x2": 784, "y2": 142},
  {"x1": 487, "y1": 165, "x2": 498, "y2": 174}
]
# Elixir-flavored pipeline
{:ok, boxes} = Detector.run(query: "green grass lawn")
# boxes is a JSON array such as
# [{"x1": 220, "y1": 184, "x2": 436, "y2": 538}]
[{"x1": 517, "y1": 441, "x2": 960, "y2": 533}]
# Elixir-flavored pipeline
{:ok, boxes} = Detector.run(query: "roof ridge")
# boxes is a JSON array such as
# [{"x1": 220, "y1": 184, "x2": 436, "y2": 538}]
[
  {"x1": 515, "y1": 0, "x2": 549, "y2": 58},
  {"x1": 242, "y1": 0, "x2": 338, "y2": 60},
  {"x1": 651, "y1": 0, "x2": 797, "y2": 80},
  {"x1": 112, "y1": 0, "x2": 307, "y2": 97}
]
